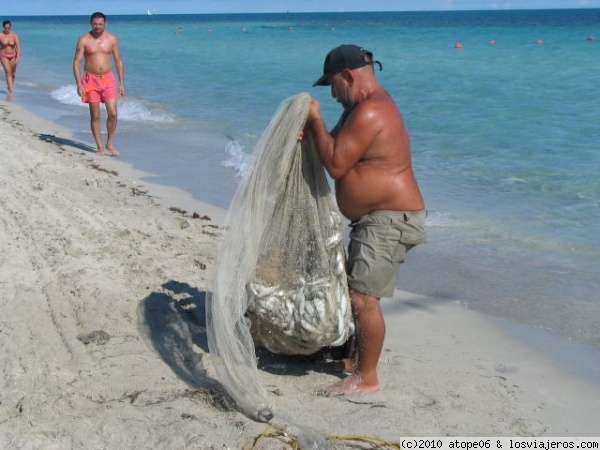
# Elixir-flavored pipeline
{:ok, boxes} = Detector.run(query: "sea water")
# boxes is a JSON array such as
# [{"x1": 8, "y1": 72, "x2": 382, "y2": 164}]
[{"x1": 6, "y1": 10, "x2": 600, "y2": 349}]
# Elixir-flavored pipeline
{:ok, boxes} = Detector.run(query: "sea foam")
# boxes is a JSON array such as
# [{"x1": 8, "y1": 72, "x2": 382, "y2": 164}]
[{"x1": 50, "y1": 85, "x2": 176, "y2": 123}]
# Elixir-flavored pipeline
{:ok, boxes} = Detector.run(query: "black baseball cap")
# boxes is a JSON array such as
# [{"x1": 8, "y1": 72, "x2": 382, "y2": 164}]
[{"x1": 313, "y1": 44, "x2": 382, "y2": 87}]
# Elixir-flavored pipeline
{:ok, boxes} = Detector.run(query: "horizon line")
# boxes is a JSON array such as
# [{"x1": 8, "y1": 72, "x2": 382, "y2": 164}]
[{"x1": 4, "y1": 6, "x2": 600, "y2": 17}]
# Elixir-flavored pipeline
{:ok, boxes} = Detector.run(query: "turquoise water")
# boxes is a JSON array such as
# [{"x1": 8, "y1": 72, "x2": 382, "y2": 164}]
[{"x1": 6, "y1": 10, "x2": 600, "y2": 348}]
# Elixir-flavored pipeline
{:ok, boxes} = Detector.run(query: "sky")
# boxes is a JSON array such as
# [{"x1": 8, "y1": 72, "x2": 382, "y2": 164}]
[{"x1": 2, "y1": 0, "x2": 600, "y2": 16}]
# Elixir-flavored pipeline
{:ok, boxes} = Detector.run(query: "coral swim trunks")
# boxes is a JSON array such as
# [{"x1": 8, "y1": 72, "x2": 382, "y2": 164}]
[
  {"x1": 347, "y1": 210, "x2": 427, "y2": 299},
  {"x1": 81, "y1": 71, "x2": 117, "y2": 103}
]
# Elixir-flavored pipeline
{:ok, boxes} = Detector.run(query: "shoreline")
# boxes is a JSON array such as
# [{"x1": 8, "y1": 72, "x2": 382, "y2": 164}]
[
  {"x1": 1, "y1": 99, "x2": 600, "y2": 447},
  {"x1": 10, "y1": 79, "x2": 600, "y2": 353},
  {"x1": 4, "y1": 97, "x2": 228, "y2": 225}
]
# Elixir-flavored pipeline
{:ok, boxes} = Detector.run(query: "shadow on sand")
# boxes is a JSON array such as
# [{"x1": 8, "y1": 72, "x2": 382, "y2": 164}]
[
  {"x1": 38, "y1": 133, "x2": 96, "y2": 152},
  {"x1": 137, "y1": 279, "x2": 235, "y2": 412}
]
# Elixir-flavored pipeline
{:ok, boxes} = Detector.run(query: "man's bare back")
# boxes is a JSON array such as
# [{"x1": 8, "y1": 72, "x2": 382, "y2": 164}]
[
  {"x1": 307, "y1": 77, "x2": 424, "y2": 222},
  {"x1": 331, "y1": 88, "x2": 424, "y2": 221}
]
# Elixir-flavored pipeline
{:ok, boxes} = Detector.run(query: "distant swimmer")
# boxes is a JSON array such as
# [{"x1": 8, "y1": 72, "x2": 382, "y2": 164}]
[
  {"x1": 587, "y1": 36, "x2": 596, "y2": 41},
  {"x1": 489, "y1": 39, "x2": 497, "y2": 45},
  {"x1": 0, "y1": 20, "x2": 21, "y2": 95},
  {"x1": 535, "y1": 39, "x2": 544, "y2": 45},
  {"x1": 454, "y1": 42, "x2": 463, "y2": 49}
]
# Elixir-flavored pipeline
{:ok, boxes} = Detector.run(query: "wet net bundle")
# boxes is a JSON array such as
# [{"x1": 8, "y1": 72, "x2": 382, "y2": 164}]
[{"x1": 206, "y1": 93, "x2": 354, "y2": 421}]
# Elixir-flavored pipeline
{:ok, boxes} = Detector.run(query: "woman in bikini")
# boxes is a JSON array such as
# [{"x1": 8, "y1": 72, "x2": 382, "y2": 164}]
[{"x1": 1, "y1": 20, "x2": 21, "y2": 95}]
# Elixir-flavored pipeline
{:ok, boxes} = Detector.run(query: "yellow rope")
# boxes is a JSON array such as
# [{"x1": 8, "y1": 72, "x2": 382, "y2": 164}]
[
  {"x1": 250, "y1": 423, "x2": 300, "y2": 449},
  {"x1": 248, "y1": 423, "x2": 400, "y2": 449}
]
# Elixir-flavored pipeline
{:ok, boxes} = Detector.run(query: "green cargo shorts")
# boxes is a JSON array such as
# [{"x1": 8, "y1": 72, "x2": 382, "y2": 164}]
[{"x1": 347, "y1": 210, "x2": 427, "y2": 298}]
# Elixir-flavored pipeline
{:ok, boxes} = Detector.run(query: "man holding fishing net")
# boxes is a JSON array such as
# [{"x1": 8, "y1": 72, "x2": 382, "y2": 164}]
[{"x1": 305, "y1": 44, "x2": 426, "y2": 395}]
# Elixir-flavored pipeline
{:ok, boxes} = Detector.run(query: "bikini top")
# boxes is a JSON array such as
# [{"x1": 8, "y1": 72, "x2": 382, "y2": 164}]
[{"x1": 0, "y1": 41, "x2": 17, "y2": 49}]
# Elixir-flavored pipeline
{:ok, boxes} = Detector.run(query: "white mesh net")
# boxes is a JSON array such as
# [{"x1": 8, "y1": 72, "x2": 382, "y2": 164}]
[{"x1": 206, "y1": 93, "x2": 353, "y2": 422}]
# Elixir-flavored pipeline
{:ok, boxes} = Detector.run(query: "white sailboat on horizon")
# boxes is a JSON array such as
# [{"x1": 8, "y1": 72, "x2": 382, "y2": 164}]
[{"x1": 147, "y1": 8, "x2": 157, "y2": 15}]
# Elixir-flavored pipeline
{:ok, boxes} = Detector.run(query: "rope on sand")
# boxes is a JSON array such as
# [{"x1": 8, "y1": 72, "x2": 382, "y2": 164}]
[{"x1": 246, "y1": 422, "x2": 401, "y2": 449}]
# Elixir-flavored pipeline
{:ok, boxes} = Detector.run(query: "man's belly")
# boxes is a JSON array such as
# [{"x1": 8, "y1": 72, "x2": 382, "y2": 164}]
[{"x1": 336, "y1": 173, "x2": 424, "y2": 221}]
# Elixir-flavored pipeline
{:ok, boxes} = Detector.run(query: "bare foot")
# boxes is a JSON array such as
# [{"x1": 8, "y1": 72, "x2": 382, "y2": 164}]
[
  {"x1": 106, "y1": 144, "x2": 119, "y2": 157},
  {"x1": 323, "y1": 358, "x2": 357, "y2": 374},
  {"x1": 316, "y1": 373, "x2": 380, "y2": 396},
  {"x1": 96, "y1": 148, "x2": 106, "y2": 156}
]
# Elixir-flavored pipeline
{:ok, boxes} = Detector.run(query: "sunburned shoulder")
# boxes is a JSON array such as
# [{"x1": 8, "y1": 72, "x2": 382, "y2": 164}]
[
  {"x1": 355, "y1": 88, "x2": 393, "y2": 109},
  {"x1": 355, "y1": 91, "x2": 399, "y2": 121},
  {"x1": 369, "y1": 89, "x2": 396, "y2": 107}
]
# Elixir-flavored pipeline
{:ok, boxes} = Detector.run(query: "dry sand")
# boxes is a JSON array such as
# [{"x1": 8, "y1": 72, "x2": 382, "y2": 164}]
[{"x1": 1, "y1": 100, "x2": 599, "y2": 449}]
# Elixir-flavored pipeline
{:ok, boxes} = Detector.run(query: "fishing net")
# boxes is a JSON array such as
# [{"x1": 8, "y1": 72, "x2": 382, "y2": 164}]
[{"x1": 206, "y1": 92, "x2": 354, "y2": 422}]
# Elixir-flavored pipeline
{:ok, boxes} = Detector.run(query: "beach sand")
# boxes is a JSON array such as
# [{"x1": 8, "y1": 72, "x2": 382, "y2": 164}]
[{"x1": 1, "y1": 99, "x2": 599, "y2": 449}]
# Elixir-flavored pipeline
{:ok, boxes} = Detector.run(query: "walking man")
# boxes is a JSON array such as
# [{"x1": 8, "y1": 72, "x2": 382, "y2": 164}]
[{"x1": 73, "y1": 12, "x2": 124, "y2": 156}]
